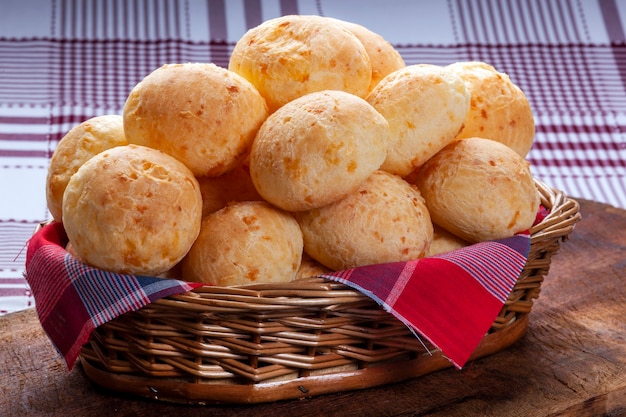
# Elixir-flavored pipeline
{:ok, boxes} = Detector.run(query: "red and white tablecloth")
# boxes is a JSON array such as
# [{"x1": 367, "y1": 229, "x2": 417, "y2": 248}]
[{"x1": 1, "y1": 0, "x2": 625, "y2": 315}]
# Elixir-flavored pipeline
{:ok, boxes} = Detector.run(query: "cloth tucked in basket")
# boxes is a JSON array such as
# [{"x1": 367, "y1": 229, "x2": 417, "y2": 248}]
[
  {"x1": 321, "y1": 234, "x2": 530, "y2": 369},
  {"x1": 25, "y1": 222, "x2": 202, "y2": 368},
  {"x1": 25, "y1": 221, "x2": 530, "y2": 370}
]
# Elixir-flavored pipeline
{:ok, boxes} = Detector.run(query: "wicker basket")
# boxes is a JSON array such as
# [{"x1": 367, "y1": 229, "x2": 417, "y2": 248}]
[{"x1": 79, "y1": 179, "x2": 581, "y2": 404}]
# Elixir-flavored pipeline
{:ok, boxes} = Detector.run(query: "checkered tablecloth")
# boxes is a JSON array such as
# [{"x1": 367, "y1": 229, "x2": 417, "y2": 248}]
[{"x1": 2, "y1": 0, "x2": 625, "y2": 315}]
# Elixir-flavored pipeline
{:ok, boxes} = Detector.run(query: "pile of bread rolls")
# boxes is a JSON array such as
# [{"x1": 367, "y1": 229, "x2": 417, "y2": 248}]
[{"x1": 46, "y1": 15, "x2": 539, "y2": 287}]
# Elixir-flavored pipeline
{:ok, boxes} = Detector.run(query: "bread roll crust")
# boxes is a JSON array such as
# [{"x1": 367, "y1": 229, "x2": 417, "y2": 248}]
[
  {"x1": 197, "y1": 160, "x2": 262, "y2": 217},
  {"x1": 447, "y1": 61, "x2": 535, "y2": 157},
  {"x1": 414, "y1": 137, "x2": 540, "y2": 243},
  {"x1": 295, "y1": 170, "x2": 433, "y2": 271},
  {"x1": 46, "y1": 114, "x2": 127, "y2": 222},
  {"x1": 123, "y1": 63, "x2": 268, "y2": 177},
  {"x1": 228, "y1": 15, "x2": 372, "y2": 113},
  {"x1": 426, "y1": 225, "x2": 469, "y2": 257},
  {"x1": 295, "y1": 253, "x2": 331, "y2": 280},
  {"x1": 62, "y1": 144, "x2": 202, "y2": 275},
  {"x1": 250, "y1": 90, "x2": 390, "y2": 212},
  {"x1": 330, "y1": 18, "x2": 406, "y2": 92},
  {"x1": 367, "y1": 64, "x2": 470, "y2": 177},
  {"x1": 181, "y1": 201, "x2": 303, "y2": 286}
]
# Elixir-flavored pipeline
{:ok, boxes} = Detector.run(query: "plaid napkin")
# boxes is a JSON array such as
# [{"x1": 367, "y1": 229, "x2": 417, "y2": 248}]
[
  {"x1": 321, "y1": 234, "x2": 530, "y2": 369},
  {"x1": 25, "y1": 222, "x2": 202, "y2": 369},
  {"x1": 26, "y1": 221, "x2": 530, "y2": 370}
]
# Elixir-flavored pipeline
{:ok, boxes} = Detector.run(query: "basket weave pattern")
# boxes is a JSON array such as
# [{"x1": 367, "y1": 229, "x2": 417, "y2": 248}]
[{"x1": 79, "y1": 179, "x2": 580, "y2": 403}]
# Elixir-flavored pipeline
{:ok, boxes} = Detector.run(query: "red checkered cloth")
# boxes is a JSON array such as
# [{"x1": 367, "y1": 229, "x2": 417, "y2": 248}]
[
  {"x1": 321, "y1": 234, "x2": 530, "y2": 369},
  {"x1": 25, "y1": 220, "x2": 530, "y2": 370},
  {"x1": 25, "y1": 222, "x2": 202, "y2": 369}
]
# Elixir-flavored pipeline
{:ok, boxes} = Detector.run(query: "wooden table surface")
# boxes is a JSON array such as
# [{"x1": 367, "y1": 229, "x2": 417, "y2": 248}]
[{"x1": 2, "y1": 198, "x2": 625, "y2": 417}]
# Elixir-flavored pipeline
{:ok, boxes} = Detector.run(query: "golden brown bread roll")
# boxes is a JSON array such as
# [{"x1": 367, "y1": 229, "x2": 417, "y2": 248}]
[
  {"x1": 330, "y1": 18, "x2": 406, "y2": 92},
  {"x1": 181, "y1": 201, "x2": 303, "y2": 286},
  {"x1": 426, "y1": 225, "x2": 470, "y2": 257},
  {"x1": 228, "y1": 15, "x2": 372, "y2": 113},
  {"x1": 366, "y1": 64, "x2": 470, "y2": 177},
  {"x1": 249, "y1": 90, "x2": 390, "y2": 212},
  {"x1": 123, "y1": 63, "x2": 268, "y2": 177},
  {"x1": 196, "y1": 159, "x2": 262, "y2": 217},
  {"x1": 62, "y1": 144, "x2": 203, "y2": 276},
  {"x1": 295, "y1": 170, "x2": 433, "y2": 271},
  {"x1": 447, "y1": 61, "x2": 535, "y2": 157},
  {"x1": 65, "y1": 241, "x2": 79, "y2": 259},
  {"x1": 295, "y1": 253, "x2": 332, "y2": 280},
  {"x1": 413, "y1": 137, "x2": 540, "y2": 243},
  {"x1": 46, "y1": 114, "x2": 127, "y2": 222}
]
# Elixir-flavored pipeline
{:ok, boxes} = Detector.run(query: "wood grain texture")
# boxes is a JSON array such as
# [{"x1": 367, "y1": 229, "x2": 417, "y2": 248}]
[{"x1": 1, "y1": 198, "x2": 625, "y2": 417}]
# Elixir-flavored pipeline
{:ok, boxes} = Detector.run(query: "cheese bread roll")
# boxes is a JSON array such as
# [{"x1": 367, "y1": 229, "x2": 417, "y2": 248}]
[
  {"x1": 330, "y1": 18, "x2": 406, "y2": 92},
  {"x1": 250, "y1": 90, "x2": 389, "y2": 212},
  {"x1": 367, "y1": 64, "x2": 470, "y2": 177},
  {"x1": 181, "y1": 201, "x2": 303, "y2": 286},
  {"x1": 414, "y1": 137, "x2": 539, "y2": 243},
  {"x1": 229, "y1": 15, "x2": 372, "y2": 113},
  {"x1": 124, "y1": 63, "x2": 268, "y2": 177},
  {"x1": 62, "y1": 144, "x2": 202, "y2": 276},
  {"x1": 426, "y1": 225, "x2": 470, "y2": 257},
  {"x1": 447, "y1": 61, "x2": 535, "y2": 157},
  {"x1": 196, "y1": 159, "x2": 262, "y2": 217},
  {"x1": 295, "y1": 170, "x2": 433, "y2": 271},
  {"x1": 46, "y1": 114, "x2": 127, "y2": 222}
]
